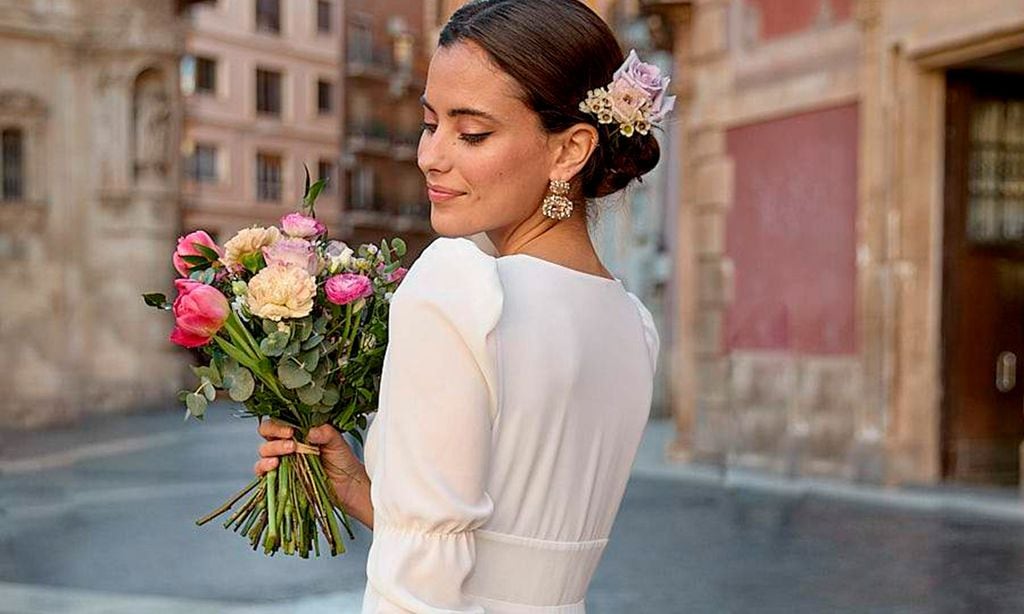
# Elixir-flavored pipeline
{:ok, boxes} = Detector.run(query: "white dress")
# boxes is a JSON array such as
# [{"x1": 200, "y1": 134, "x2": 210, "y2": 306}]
[{"x1": 360, "y1": 236, "x2": 660, "y2": 613}]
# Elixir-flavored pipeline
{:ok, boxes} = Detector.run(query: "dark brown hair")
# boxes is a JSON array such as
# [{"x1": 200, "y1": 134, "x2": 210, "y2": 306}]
[{"x1": 439, "y1": 0, "x2": 661, "y2": 200}]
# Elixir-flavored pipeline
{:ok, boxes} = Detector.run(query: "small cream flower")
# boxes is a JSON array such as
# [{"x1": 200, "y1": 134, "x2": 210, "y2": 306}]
[
  {"x1": 222, "y1": 226, "x2": 281, "y2": 268},
  {"x1": 245, "y1": 263, "x2": 316, "y2": 321}
]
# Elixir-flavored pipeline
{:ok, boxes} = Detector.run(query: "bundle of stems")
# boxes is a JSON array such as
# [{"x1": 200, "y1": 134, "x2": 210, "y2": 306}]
[{"x1": 196, "y1": 444, "x2": 355, "y2": 556}]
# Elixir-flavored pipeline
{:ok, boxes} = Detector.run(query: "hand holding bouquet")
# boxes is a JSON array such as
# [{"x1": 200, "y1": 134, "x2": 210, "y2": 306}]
[{"x1": 143, "y1": 173, "x2": 408, "y2": 556}]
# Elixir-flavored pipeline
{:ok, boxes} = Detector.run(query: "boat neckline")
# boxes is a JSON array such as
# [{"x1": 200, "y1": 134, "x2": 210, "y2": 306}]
[{"x1": 495, "y1": 252, "x2": 623, "y2": 285}]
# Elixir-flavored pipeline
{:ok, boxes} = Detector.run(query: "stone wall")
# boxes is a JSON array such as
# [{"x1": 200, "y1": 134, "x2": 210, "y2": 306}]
[{"x1": 0, "y1": 0, "x2": 193, "y2": 427}]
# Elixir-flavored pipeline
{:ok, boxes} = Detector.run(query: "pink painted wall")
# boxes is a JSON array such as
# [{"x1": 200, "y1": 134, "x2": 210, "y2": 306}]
[
  {"x1": 744, "y1": 0, "x2": 854, "y2": 40},
  {"x1": 724, "y1": 103, "x2": 859, "y2": 355}
]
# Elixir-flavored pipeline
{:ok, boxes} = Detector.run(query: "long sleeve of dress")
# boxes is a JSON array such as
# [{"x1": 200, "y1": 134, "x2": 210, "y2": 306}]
[{"x1": 362, "y1": 237, "x2": 504, "y2": 614}]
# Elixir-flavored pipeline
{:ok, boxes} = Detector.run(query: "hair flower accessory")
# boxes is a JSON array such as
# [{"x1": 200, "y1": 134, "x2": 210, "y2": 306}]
[{"x1": 579, "y1": 49, "x2": 676, "y2": 137}]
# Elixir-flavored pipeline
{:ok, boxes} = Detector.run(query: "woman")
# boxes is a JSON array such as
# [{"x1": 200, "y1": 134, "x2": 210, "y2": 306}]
[{"x1": 256, "y1": 0, "x2": 669, "y2": 611}]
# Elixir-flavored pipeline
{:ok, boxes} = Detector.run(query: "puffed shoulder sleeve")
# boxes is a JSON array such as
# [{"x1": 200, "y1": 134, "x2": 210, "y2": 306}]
[
  {"x1": 626, "y1": 291, "x2": 660, "y2": 373},
  {"x1": 362, "y1": 237, "x2": 503, "y2": 613}
]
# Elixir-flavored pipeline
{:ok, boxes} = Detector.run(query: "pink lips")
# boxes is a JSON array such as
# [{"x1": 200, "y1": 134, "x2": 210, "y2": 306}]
[{"x1": 427, "y1": 183, "x2": 465, "y2": 202}]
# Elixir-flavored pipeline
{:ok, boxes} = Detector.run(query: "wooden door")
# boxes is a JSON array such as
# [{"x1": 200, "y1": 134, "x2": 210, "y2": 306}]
[{"x1": 942, "y1": 70, "x2": 1024, "y2": 486}]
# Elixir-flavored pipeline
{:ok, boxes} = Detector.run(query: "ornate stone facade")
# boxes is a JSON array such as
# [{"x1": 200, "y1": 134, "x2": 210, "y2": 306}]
[
  {"x1": 0, "y1": 0, "x2": 202, "y2": 427},
  {"x1": 650, "y1": 0, "x2": 1024, "y2": 487}
]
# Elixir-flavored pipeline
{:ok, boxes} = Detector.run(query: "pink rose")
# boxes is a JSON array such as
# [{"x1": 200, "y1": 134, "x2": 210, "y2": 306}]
[
  {"x1": 173, "y1": 230, "x2": 222, "y2": 277},
  {"x1": 607, "y1": 80, "x2": 649, "y2": 123},
  {"x1": 613, "y1": 49, "x2": 676, "y2": 122},
  {"x1": 169, "y1": 279, "x2": 230, "y2": 348},
  {"x1": 375, "y1": 262, "x2": 408, "y2": 284},
  {"x1": 281, "y1": 213, "x2": 326, "y2": 239},
  {"x1": 324, "y1": 273, "x2": 373, "y2": 306},
  {"x1": 263, "y1": 238, "x2": 319, "y2": 275}
]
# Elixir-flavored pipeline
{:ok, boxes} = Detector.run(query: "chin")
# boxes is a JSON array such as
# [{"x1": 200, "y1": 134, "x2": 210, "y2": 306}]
[{"x1": 429, "y1": 205, "x2": 477, "y2": 238}]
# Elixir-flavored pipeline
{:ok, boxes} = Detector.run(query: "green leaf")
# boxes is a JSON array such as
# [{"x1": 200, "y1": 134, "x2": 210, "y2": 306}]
[
  {"x1": 240, "y1": 251, "x2": 264, "y2": 273},
  {"x1": 186, "y1": 392, "x2": 208, "y2": 418},
  {"x1": 142, "y1": 293, "x2": 170, "y2": 309},
  {"x1": 313, "y1": 316, "x2": 329, "y2": 335},
  {"x1": 321, "y1": 386, "x2": 340, "y2": 407},
  {"x1": 357, "y1": 387, "x2": 373, "y2": 401},
  {"x1": 303, "y1": 180, "x2": 326, "y2": 211},
  {"x1": 297, "y1": 382, "x2": 324, "y2": 405},
  {"x1": 200, "y1": 268, "x2": 216, "y2": 284},
  {"x1": 278, "y1": 362, "x2": 312, "y2": 389},
  {"x1": 228, "y1": 368, "x2": 255, "y2": 402},
  {"x1": 193, "y1": 243, "x2": 221, "y2": 262},
  {"x1": 298, "y1": 347, "x2": 320, "y2": 373},
  {"x1": 260, "y1": 331, "x2": 290, "y2": 357},
  {"x1": 200, "y1": 377, "x2": 217, "y2": 401},
  {"x1": 191, "y1": 364, "x2": 222, "y2": 387},
  {"x1": 390, "y1": 237, "x2": 407, "y2": 257},
  {"x1": 181, "y1": 254, "x2": 209, "y2": 266},
  {"x1": 295, "y1": 319, "x2": 312, "y2": 343},
  {"x1": 301, "y1": 333, "x2": 324, "y2": 351},
  {"x1": 262, "y1": 319, "x2": 279, "y2": 335},
  {"x1": 282, "y1": 339, "x2": 301, "y2": 357}
]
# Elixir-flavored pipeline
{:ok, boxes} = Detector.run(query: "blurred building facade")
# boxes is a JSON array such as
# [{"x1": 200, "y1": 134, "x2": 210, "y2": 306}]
[
  {"x1": 650, "y1": 0, "x2": 1024, "y2": 488},
  {"x1": 180, "y1": 0, "x2": 344, "y2": 242},
  {"x1": 0, "y1": 0, "x2": 204, "y2": 426},
  {"x1": 343, "y1": 0, "x2": 435, "y2": 255}
]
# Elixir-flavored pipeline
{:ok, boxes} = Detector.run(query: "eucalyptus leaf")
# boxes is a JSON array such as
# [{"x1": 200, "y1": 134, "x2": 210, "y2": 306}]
[
  {"x1": 301, "y1": 333, "x2": 324, "y2": 351},
  {"x1": 262, "y1": 319, "x2": 280, "y2": 335},
  {"x1": 228, "y1": 368, "x2": 255, "y2": 402},
  {"x1": 186, "y1": 392, "x2": 208, "y2": 418},
  {"x1": 299, "y1": 347, "x2": 320, "y2": 373},
  {"x1": 297, "y1": 382, "x2": 324, "y2": 405},
  {"x1": 282, "y1": 339, "x2": 301, "y2": 357},
  {"x1": 260, "y1": 331, "x2": 290, "y2": 357},
  {"x1": 313, "y1": 316, "x2": 328, "y2": 335},
  {"x1": 390, "y1": 237, "x2": 407, "y2": 257},
  {"x1": 201, "y1": 377, "x2": 217, "y2": 401},
  {"x1": 278, "y1": 362, "x2": 312, "y2": 389},
  {"x1": 321, "y1": 386, "x2": 340, "y2": 407}
]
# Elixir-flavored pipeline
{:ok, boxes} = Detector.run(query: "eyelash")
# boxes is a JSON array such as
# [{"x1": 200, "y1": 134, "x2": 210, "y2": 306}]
[{"x1": 420, "y1": 122, "x2": 492, "y2": 145}]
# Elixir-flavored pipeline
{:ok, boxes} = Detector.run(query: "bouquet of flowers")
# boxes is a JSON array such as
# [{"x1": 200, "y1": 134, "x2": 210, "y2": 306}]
[{"x1": 143, "y1": 172, "x2": 408, "y2": 557}]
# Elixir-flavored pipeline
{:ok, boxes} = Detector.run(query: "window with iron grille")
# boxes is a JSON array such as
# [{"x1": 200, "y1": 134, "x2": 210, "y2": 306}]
[
  {"x1": 318, "y1": 158, "x2": 336, "y2": 194},
  {"x1": 1, "y1": 128, "x2": 24, "y2": 201},
  {"x1": 186, "y1": 143, "x2": 218, "y2": 183},
  {"x1": 317, "y1": 79, "x2": 333, "y2": 114},
  {"x1": 256, "y1": 68, "x2": 282, "y2": 116},
  {"x1": 256, "y1": 152, "x2": 282, "y2": 201},
  {"x1": 195, "y1": 56, "x2": 217, "y2": 94},
  {"x1": 255, "y1": 0, "x2": 280, "y2": 33},
  {"x1": 317, "y1": 1, "x2": 332, "y2": 33}
]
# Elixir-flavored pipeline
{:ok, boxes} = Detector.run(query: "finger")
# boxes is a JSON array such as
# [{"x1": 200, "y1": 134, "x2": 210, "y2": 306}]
[
  {"x1": 258, "y1": 418, "x2": 293, "y2": 441},
  {"x1": 308, "y1": 424, "x2": 342, "y2": 447},
  {"x1": 259, "y1": 439, "x2": 296, "y2": 458},
  {"x1": 253, "y1": 456, "x2": 279, "y2": 476}
]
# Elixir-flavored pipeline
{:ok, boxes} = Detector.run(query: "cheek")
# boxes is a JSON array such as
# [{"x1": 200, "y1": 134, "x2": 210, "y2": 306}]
[{"x1": 463, "y1": 139, "x2": 549, "y2": 204}]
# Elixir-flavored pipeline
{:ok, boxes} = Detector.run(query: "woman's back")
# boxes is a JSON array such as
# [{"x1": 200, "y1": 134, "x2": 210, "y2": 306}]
[{"x1": 362, "y1": 237, "x2": 659, "y2": 613}]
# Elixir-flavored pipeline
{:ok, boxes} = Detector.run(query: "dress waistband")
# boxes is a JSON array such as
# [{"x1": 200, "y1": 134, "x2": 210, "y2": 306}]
[{"x1": 465, "y1": 529, "x2": 608, "y2": 609}]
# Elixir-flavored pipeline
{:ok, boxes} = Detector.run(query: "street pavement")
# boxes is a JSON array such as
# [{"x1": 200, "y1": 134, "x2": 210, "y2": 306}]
[{"x1": 2, "y1": 405, "x2": 1024, "y2": 613}]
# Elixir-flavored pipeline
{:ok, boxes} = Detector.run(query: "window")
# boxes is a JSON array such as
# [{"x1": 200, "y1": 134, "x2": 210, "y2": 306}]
[
  {"x1": 318, "y1": 158, "x2": 336, "y2": 194},
  {"x1": 317, "y1": 79, "x2": 333, "y2": 114},
  {"x1": 256, "y1": 68, "x2": 282, "y2": 116},
  {"x1": 352, "y1": 166, "x2": 374, "y2": 209},
  {"x1": 186, "y1": 143, "x2": 218, "y2": 183},
  {"x1": 256, "y1": 152, "x2": 282, "y2": 201},
  {"x1": 195, "y1": 56, "x2": 217, "y2": 94},
  {"x1": 316, "y1": 1, "x2": 332, "y2": 33},
  {"x1": 1, "y1": 128, "x2": 24, "y2": 201},
  {"x1": 255, "y1": 0, "x2": 280, "y2": 34},
  {"x1": 348, "y1": 20, "x2": 373, "y2": 64}
]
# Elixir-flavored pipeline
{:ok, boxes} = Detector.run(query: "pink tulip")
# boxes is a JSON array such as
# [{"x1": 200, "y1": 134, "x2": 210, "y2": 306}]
[
  {"x1": 324, "y1": 273, "x2": 373, "y2": 306},
  {"x1": 173, "y1": 230, "x2": 222, "y2": 277},
  {"x1": 169, "y1": 279, "x2": 230, "y2": 348},
  {"x1": 281, "y1": 213, "x2": 326, "y2": 239}
]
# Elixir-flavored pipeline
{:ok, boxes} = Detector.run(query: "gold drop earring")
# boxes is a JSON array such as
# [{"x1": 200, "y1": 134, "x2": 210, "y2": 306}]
[{"x1": 541, "y1": 179, "x2": 574, "y2": 220}]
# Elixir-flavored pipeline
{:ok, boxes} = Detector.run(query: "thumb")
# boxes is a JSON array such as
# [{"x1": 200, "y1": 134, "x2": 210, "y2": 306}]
[{"x1": 308, "y1": 424, "x2": 343, "y2": 448}]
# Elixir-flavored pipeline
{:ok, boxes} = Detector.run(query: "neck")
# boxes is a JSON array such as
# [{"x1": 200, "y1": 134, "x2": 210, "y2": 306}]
[{"x1": 485, "y1": 205, "x2": 605, "y2": 273}]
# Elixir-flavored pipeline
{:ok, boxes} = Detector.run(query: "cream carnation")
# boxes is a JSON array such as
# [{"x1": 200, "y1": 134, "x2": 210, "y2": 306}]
[
  {"x1": 245, "y1": 263, "x2": 316, "y2": 321},
  {"x1": 222, "y1": 226, "x2": 281, "y2": 268}
]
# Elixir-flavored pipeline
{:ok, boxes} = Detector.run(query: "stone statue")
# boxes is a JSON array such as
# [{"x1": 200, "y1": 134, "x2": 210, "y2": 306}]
[{"x1": 133, "y1": 73, "x2": 170, "y2": 180}]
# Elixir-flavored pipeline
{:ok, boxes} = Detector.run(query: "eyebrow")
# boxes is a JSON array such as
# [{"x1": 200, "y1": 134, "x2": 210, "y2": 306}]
[{"x1": 420, "y1": 95, "x2": 500, "y2": 123}]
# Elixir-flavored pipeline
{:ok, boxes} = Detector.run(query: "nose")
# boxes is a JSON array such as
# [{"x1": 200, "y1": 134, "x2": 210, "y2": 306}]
[{"x1": 417, "y1": 127, "x2": 452, "y2": 177}]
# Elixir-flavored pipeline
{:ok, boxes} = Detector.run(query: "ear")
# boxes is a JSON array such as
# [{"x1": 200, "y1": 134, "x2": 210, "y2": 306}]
[{"x1": 548, "y1": 122, "x2": 599, "y2": 183}]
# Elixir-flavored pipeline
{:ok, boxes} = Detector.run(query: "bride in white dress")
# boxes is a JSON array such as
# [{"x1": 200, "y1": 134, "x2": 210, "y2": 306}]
[{"x1": 255, "y1": 0, "x2": 673, "y2": 611}]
